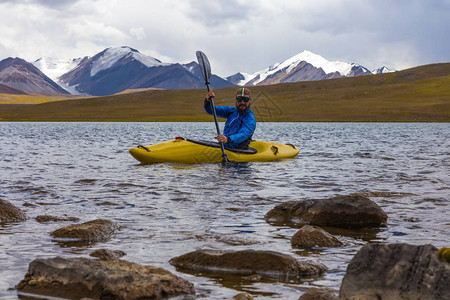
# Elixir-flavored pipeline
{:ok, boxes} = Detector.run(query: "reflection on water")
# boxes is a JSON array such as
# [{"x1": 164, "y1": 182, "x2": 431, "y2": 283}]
[{"x1": 0, "y1": 122, "x2": 449, "y2": 299}]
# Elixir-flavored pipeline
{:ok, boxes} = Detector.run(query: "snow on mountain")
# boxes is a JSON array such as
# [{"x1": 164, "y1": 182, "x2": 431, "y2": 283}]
[
  {"x1": 90, "y1": 46, "x2": 167, "y2": 77},
  {"x1": 236, "y1": 50, "x2": 372, "y2": 86},
  {"x1": 372, "y1": 66, "x2": 394, "y2": 74},
  {"x1": 33, "y1": 57, "x2": 82, "y2": 82}
]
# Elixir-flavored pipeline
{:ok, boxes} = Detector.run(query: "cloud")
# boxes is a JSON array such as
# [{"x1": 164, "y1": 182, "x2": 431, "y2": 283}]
[
  {"x1": 130, "y1": 28, "x2": 146, "y2": 41},
  {"x1": 0, "y1": 0, "x2": 448, "y2": 76}
]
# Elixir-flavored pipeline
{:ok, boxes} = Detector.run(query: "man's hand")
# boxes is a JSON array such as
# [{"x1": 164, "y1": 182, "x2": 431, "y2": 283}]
[
  {"x1": 205, "y1": 90, "x2": 215, "y2": 102},
  {"x1": 215, "y1": 134, "x2": 228, "y2": 143}
]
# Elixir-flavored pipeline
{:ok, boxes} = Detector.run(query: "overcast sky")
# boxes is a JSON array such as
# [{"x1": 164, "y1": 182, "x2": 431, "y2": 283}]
[{"x1": 0, "y1": 0, "x2": 449, "y2": 76}]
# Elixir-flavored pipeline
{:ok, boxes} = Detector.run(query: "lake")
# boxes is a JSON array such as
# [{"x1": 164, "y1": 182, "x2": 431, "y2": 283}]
[{"x1": 0, "y1": 122, "x2": 449, "y2": 299}]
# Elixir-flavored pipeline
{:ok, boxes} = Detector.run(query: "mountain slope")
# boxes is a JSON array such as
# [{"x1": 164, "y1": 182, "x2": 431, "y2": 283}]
[
  {"x1": 0, "y1": 83, "x2": 28, "y2": 94},
  {"x1": 0, "y1": 57, "x2": 70, "y2": 94},
  {"x1": 59, "y1": 46, "x2": 234, "y2": 96},
  {"x1": 228, "y1": 50, "x2": 373, "y2": 86}
]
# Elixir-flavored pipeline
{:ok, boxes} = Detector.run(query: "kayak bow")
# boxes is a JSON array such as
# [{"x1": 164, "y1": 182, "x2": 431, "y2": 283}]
[{"x1": 129, "y1": 137, "x2": 299, "y2": 164}]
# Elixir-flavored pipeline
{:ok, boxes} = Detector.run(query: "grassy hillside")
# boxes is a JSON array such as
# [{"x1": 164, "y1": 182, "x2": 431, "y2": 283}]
[{"x1": 0, "y1": 63, "x2": 448, "y2": 122}]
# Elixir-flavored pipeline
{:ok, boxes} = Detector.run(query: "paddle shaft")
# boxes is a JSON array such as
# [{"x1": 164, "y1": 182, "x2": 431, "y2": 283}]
[
  {"x1": 206, "y1": 83, "x2": 229, "y2": 163},
  {"x1": 196, "y1": 51, "x2": 229, "y2": 163}
]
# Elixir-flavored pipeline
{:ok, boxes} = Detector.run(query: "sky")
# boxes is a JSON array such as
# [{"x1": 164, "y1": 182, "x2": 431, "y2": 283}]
[{"x1": 0, "y1": 0, "x2": 449, "y2": 77}]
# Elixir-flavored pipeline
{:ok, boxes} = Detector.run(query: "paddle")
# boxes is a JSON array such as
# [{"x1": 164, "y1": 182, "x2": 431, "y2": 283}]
[{"x1": 196, "y1": 51, "x2": 229, "y2": 164}]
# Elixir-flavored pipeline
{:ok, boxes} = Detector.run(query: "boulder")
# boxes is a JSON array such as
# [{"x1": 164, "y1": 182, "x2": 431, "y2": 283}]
[
  {"x1": 292, "y1": 225, "x2": 343, "y2": 248},
  {"x1": 0, "y1": 198, "x2": 26, "y2": 222},
  {"x1": 299, "y1": 288, "x2": 337, "y2": 300},
  {"x1": 16, "y1": 256, "x2": 195, "y2": 299},
  {"x1": 339, "y1": 243, "x2": 450, "y2": 300},
  {"x1": 90, "y1": 249, "x2": 126, "y2": 260},
  {"x1": 170, "y1": 249, "x2": 326, "y2": 281},
  {"x1": 50, "y1": 219, "x2": 118, "y2": 243},
  {"x1": 265, "y1": 195, "x2": 387, "y2": 228},
  {"x1": 234, "y1": 292, "x2": 254, "y2": 299}
]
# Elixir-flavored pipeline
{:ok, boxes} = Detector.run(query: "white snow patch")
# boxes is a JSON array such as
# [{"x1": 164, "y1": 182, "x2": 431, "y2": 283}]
[
  {"x1": 372, "y1": 66, "x2": 394, "y2": 74},
  {"x1": 33, "y1": 57, "x2": 82, "y2": 81},
  {"x1": 90, "y1": 46, "x2": 167, "y2": 77},
  {"x1": 236, "y1": 72, "x2": 256, "y2": 86}
]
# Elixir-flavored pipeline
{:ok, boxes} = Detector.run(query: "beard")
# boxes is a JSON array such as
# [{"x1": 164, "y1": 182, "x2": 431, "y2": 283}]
[{"x1": 236, "y1": 103, "x2": 250, "y2": 114}]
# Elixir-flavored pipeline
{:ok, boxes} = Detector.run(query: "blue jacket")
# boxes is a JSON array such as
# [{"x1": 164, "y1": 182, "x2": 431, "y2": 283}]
[{"x1": 204, "y1": 101, "x2": 256, "y2": 148}]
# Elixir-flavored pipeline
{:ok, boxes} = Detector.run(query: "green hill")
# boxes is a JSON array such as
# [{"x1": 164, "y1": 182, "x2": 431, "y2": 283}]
[{"x1": 0, "y1": 63, "x2": 448, "y2": 122}]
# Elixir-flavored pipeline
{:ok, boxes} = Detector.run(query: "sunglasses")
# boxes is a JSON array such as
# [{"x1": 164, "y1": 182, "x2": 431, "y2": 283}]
[{"x1": 236, "y1": 97, "x2": 250, "y2": 103}]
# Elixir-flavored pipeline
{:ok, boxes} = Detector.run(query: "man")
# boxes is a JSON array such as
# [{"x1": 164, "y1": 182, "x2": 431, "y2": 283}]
[{"x1": 204, "y1": 87, "x2": 256, "y2": 149}]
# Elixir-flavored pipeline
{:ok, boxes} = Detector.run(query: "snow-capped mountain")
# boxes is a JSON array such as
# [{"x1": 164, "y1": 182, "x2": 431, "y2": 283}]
[
  {"x1": 0, "y1": 57, "x2": 70, "y2": 94},
  {"x1": 372, "y1": 66, "x2": 394, "y2": 74},
  {"x1": 227, "y1": 50, "x2": 373, "y2": 86},
  {"x1": 58, "y1": 46, "x2": 233, "y2": 96}
]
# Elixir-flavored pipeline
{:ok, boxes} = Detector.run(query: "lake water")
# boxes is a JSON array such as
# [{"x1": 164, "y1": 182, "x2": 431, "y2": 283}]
[{"x1": 0, "y1": 122, "x2": 449, "y2": 299}]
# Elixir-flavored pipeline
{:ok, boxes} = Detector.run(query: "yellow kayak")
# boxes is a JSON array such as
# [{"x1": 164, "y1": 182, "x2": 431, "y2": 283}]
[{"x1": 129, "y1": 137, "x2": 299, "y2": 164}]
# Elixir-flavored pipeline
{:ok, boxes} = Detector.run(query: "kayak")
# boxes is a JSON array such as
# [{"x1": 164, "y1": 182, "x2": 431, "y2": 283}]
[{"x1": 129, "y1": 137, "x2": 299, "y2": 164}]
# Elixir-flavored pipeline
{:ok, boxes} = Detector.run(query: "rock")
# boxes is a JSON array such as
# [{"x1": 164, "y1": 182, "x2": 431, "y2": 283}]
[
  {"x1": 438, "y1": 247, "x2": 450, "y2": 263},
  {"x1": 339, "y1": 243, "x2": 450, "y2": 300},
  {"x1": 36, "y1": 215, "x2": 80, "y2": 223},
  {"x1": 16, "y1": 256, "x2": 195, "y2": 299},
  {"x1": 170, "y1": 249, "x2": 326, "y2": 281},
  {"x1": 90, "y1": 249, "x2": 126, "y2": 260},
  {"x1": 234, "y1": 292, "x2": 254, "y2": 299},
  {"x1": 299, "y1": 288, "x2": 337, "y2": 300},
  {"x1": 50, "y1": 219, "x2": 118, "y2": 243},
  {"x1": 292, "y1": 225, "x2": 343, "y2": 248},
  {"x1": 265, "y1": 195, "x2": 387, "y2": 228},
  {"x1": 0, "y1": 198, "x2": 26, "y2": 222}
]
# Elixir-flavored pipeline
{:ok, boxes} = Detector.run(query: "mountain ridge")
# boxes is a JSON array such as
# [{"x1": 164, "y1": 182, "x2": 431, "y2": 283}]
[
  {"x1": 227, "y1": 50, "x2": 375, "y2": 86},
  {"x1": 1, "y1": 47, "x2": 396, "y2": 96}
]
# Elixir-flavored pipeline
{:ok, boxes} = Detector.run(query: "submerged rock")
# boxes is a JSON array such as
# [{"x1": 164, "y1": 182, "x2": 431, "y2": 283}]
[
  {"x1": 170, "y1": 249, "x2": 326, "y2": 280},
  {"x1": 16, "y1": 256, "x2": 195, "y2": 299},
  {"x1": 0, "y1": 198, "x2": 26, "y2": 222},
  {"x1": 50, "y1": 219, "x2": 118, "y2": 243},
  {"x1": 291, "y1": 225, "x2": 343, "y2": 248},
  {"x1": 36, "y1": 215, "x2": 80, "y2": 223},
  {"x1": 299, "y1": 288, "x2": 337, "y2": 300},
  {"x1": 90, "y1": 249, "x2": 126, "y2": 260},
  {"x1": 234, "y1": 292, "x2": 254, "y2": 299},
  {"x1": 339, "y1": 243, "x2": 450, "y2": 300},
  {"x1": 265, "y1": 194, "x2": 387, "y2": 228}
]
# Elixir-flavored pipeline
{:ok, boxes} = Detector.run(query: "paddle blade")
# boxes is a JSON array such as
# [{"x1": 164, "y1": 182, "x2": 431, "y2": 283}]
[{"x1": 196, "y1": 51, "x2": 211, "y2": 83}]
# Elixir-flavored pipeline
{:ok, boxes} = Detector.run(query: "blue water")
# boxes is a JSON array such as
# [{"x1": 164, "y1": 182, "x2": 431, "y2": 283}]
[{"x1": 0, "y1": 122, "x2": 449, "y2": 299}]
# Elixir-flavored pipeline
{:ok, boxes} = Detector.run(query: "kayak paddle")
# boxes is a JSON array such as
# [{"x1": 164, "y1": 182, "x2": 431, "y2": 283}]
[{"x1": 196, "y1": 51, "x2": 229, "y2": 164}]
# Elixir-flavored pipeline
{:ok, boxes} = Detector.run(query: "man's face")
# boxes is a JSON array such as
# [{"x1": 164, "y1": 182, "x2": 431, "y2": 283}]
[{"x1": 236, "y1": 97, "x2": 251, "y2": 113}]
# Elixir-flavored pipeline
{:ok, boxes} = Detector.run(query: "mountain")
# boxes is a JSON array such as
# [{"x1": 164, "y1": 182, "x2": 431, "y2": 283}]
[
  {"x1": 0, "y1": 57, "x2": 70, "y2": 94},
  {"x1": 227, "y1": 50, "x2": 373, "y2": 86},
  {"x1": 59, "y1": 46, "x2": 234, "y2": 96},
  {"x1": 372, "y1": 66, "x2": 395, "y2": 74}
]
